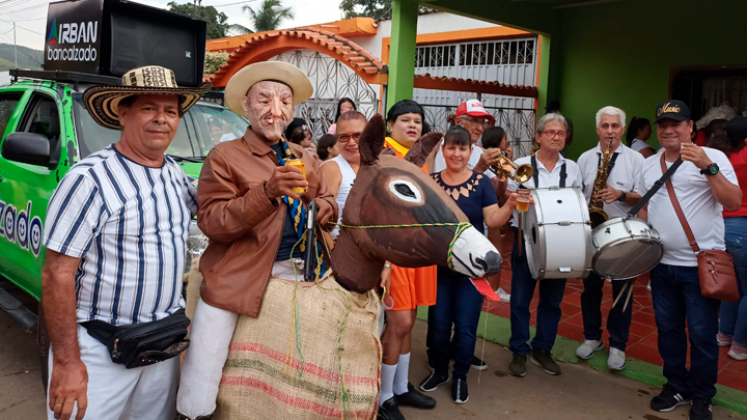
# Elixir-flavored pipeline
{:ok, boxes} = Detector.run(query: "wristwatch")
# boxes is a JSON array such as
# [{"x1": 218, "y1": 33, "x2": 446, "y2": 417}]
[
  {"x1": 700, "y1": 163, "x2": 720, "y2": 176},
  {"x1": 617, "y1": 191, "x2": 627, "y2": 202}
]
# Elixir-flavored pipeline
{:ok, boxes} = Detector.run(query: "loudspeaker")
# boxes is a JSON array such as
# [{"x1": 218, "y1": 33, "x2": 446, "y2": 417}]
[{"x1": 109, "y1": 13, "x2": 200, "y2": 86}]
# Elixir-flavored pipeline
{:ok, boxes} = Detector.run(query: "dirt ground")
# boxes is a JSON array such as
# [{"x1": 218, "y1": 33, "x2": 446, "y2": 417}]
[{"x1": 0, "y1": 312, "x2": 744, "y2": 420}]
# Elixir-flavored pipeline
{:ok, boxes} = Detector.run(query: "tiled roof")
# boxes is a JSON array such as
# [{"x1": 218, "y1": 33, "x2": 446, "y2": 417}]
[
  {"x1": 208, "y1": 28, "x2": 388, "y2": 87},
  {"x1": 414, "y1": 74, "x2": 538, "y2": 98}
]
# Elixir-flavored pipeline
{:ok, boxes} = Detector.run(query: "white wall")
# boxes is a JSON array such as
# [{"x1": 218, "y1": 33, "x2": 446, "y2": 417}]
[{"x1": 355, "y1": 12, "x2": 499, "y2": 60}]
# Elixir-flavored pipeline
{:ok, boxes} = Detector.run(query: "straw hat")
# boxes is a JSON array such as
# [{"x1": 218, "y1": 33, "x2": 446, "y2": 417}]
[
  {"x1": 83, "y1": 65, "x2": 212, "y2": 130},
  {"x1": 225, "y1": 61, "x2": 313, "y2": 115}
]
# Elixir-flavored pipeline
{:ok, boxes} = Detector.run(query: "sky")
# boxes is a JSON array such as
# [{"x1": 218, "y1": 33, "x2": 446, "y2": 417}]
[{"x1": 0, "y1": 0, "x2": 347, "y2": 51}]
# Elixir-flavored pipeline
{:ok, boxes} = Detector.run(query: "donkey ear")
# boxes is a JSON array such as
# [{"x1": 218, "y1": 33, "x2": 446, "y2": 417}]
[
  {"x1": 359, "y1": 114, "x2": 386, "y2": 166},
  {"x1": 404, "y1": 132, "x2": 444, "y2": 168}
]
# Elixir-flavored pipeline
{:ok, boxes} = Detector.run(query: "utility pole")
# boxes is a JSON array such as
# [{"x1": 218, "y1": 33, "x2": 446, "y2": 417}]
[{"x1": 13, "y1": 22, "x2": 17, "y2": 68}]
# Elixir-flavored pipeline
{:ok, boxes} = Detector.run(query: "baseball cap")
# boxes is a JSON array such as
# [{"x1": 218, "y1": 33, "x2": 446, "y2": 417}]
[
  {"x1": 456, "y1": 99, "x2": 495, "y2": 122},
  {"x1": 726, "y1": 117, "x2": 747, "y2": 141},
  {"x1": 654, "y1": 100, "x2": 691, "y2": 123}
]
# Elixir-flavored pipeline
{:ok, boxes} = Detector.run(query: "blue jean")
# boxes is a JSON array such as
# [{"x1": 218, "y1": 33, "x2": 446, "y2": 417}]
[
  {"x1": 427, "y1": 267, "x2": 484, "y2": 381},
  {"x1": 581, "y1": 272, "x2": 632, "y2": 351},
  {"x1": 650, "y1": 263, "x2": 720, "y2": 400},
  {"x1": 720, "y1": 217, "x2": 747, "y2": 346},
  {"x1": 509, "y1": 233, "x2": 566, "y2": 355}
]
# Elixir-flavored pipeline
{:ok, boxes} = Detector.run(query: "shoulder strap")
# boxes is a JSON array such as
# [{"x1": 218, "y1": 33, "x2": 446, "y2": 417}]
[
  {"x1": 531, "y1": 155, "x2": 539, "y2": 188},
  {"x1": 659, "y1": 154, "x2": 700, "y2": 253},
  {"x1": 560, "y1": 162, "x2": 567, "y2": 188},
  {"x1": 597, "y1": 151, "x2": 620, "y2": 176}
]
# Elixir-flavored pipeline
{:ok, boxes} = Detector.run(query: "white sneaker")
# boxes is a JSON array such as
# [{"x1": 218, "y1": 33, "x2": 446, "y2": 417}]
[
  {"x1": 608, "y1": 347, "x2": 627, "y2": 370},
  {"x1": 576, "y1": 339, "x2": 604, "y2": 360},
  {"x1": 496, "y1": 287, "x2": 511, "y2": 303}
]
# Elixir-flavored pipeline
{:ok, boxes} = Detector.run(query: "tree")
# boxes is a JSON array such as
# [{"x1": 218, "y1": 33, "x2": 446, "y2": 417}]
[
  {"x1": 229, "y1": 0, "x2": 294, "y2": 34},
  {"x1": 339, "y1": 0, "x2": 432, "y2": 20},
  {"x1": 204, "y1": 51, "x2": 229, "y2": 75},
  {"x1": 168, "y1": 1, "x2": 230, "y2": 39}
]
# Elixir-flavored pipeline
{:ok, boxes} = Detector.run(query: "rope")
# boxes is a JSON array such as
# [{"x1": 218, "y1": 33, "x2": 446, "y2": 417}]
[{"x1": 330, "y1": 221, "x2": 473, "y2": 271}]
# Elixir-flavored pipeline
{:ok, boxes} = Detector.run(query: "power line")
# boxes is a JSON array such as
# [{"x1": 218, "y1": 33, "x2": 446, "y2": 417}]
[{"x1": 210, "y1": 0, "x2": 257, "y2": 8}]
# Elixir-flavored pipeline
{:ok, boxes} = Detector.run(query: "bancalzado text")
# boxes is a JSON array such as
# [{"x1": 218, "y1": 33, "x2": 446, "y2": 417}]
[
  {"x1": 47, "y1": 20, "x2": 99, "y2": 62},
  {"x1": 0, "y1": 200, "x2": 44, "y2": 257}
]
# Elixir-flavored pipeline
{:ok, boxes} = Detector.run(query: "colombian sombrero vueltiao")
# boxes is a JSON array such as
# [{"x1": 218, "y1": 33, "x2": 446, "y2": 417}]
[
  {"x1": 225, "y1": 61, "x2": 313, "y2": 115},
  {"x1": 83, "y1": 65, "x2": 212, "y2": 130}
]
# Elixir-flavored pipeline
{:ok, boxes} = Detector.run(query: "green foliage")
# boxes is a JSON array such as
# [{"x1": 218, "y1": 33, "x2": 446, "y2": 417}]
[
  {"x1": 339, "y1": 0, "x2": 432, "y2": 20},
  {"x1": 0, "y1": 43, "x2": 43, "y2": 70},
  {"x1": 168, "y1": 1, "x2": 230, "y2": 39},
  {"x1": 231, "y1": 0, "x2": 294, "y2": 34},
  {"x1": 204, "y1": 51, "x2": 229, "y2": 74}
]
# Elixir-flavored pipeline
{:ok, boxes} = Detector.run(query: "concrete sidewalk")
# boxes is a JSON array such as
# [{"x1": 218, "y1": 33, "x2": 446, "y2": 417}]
[
  {"x1": 403, "y1": 321, "x2": 745, "y2": 420},
  {"x1": 0, "y1": 311, "x2": 744, "y2": 420}
]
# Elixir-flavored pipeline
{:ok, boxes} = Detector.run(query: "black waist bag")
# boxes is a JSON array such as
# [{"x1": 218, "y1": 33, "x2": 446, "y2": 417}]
[{"x1": 82, "y1": 309, "x2": 191, "y2": 369}]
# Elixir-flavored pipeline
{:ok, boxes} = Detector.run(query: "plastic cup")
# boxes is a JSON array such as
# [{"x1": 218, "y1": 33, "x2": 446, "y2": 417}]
[
  {"x1": 285, "y1": 158, "x2": 307, "y2": 195},
  {"x1": 516, "y1": 195, "x2": 531, "y2": 212}
]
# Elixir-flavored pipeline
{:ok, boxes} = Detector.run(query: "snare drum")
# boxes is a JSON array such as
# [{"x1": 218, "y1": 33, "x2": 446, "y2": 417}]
[
  {"x1": 525, "y1": 187, "x2": 593, "y2": 279},
  {"x1": 591, "y1": 217, "x2": 663, "y2": 280}
]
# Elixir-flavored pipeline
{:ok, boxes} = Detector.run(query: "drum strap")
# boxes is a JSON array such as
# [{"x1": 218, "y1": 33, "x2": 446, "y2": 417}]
[
  {"x1": 531, "y1": 155, "x2": 567, "y2": 188},
  {"x1": 597, "y1": 151, "x2": 620, "y2": 176},
  {"x1": 625, "y1": 155, "x2": 683, "y2": 219}
]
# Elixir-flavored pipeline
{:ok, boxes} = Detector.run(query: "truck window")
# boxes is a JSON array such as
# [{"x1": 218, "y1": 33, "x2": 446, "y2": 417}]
[
  {"x1": 17, "y1": 94, "x2": 62, "y2": 164},
  {"x1": 72, "y1": 94, "x2": 196, "y2": 158},
  {"x1": 0, "y1": 93, "x2": 23, "y2": 140},
  {"x1": 189, "y1": 103, "x2": 249, "y2": 156}
]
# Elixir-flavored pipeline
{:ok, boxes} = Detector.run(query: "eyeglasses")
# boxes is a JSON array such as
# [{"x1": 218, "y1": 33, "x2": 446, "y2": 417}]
[
  {"x1": 337, "y1": 132, "x2": 362, "y2": 143},
  {"x1": 541, "y1": 130, "x2": 568, "y2": 139},
  {"x1": 461, "y1": 116, "x2": 493, "y2": 128}
]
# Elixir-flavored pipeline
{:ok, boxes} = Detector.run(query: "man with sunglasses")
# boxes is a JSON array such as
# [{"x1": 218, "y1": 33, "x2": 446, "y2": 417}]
[{"x1": 504, "y1": 113, "x2": 583, "y2": 378}]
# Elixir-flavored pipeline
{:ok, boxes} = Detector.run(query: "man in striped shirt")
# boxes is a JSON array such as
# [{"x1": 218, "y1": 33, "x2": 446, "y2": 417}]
[{"x1": 42, "y1": 66, "x2": 209, "y2": 420}]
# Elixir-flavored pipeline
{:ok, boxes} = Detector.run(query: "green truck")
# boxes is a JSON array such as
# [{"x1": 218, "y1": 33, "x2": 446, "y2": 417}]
[{"x1": 0, "y1": 69, "x2": 247, "y2": 332}]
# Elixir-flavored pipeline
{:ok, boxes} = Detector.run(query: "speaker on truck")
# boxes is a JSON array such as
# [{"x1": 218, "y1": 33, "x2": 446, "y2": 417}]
[{"x1": 45, "y1": 0, "x2": 207, "y2": 87}]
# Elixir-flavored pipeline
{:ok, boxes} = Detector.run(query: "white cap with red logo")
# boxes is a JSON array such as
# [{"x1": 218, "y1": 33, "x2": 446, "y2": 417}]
[{"x1": 456, "y1": 99, "x2": 495, "y2": 122}]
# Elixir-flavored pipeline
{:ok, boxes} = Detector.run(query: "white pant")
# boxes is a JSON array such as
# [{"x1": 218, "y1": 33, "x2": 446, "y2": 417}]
[
  {"x1": 177, "y1": 261, "x2": 302, "y2": 417},
  {"x1": 47, "y1": 325, "x2": 179, "y2": 420}
]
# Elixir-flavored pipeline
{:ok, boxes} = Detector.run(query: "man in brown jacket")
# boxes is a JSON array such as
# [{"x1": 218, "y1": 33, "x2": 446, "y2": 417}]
[{"x1": 176, "y1": 62, "x2": 337, "y2": 420}]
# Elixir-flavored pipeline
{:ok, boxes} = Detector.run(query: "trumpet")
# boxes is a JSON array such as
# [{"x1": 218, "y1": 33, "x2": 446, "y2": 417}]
[{"x1": 489, "y1": 153, "x2": 534, "y2": 184}]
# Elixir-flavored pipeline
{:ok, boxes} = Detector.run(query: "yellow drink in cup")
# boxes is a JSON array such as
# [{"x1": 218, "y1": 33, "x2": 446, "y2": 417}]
[
  {"x1": 285, "y1": 158, "x2": 307, "y2": 195},
  {"x1": 516, "y1": 195, "x2": 531, "y2": 212}
]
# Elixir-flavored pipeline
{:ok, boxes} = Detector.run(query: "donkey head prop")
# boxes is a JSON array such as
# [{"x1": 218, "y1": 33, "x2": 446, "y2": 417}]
[{"x1": 331, "y1": 115, "x2": 502, "y2": 293}]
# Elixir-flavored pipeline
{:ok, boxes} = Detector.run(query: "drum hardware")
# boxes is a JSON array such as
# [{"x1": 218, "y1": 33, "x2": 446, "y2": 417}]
[
  {"x1": 525, "y1": 187, "x2": 593, "y2": 279},
  {"x1": 591, "y1": 157, "x2": 684, "y2": 280}
]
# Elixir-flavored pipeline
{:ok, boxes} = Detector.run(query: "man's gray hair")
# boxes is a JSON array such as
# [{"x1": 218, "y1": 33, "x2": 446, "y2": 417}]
[
  {"x1": 535, "y1": 112, "x2": 569, "y2": 135},
  {"x1": 595, "y1": 106, "x2": 626, "y2": 128}
]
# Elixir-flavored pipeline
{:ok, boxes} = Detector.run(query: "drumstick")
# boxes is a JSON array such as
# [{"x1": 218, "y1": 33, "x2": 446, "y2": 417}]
[
  {"x1": 622, "y1": 278, "x2": 635, "y2": 313},
  {"x1": 518, "y1": 213, "x2": 523, "y2": 257},
  {"x1": 611, "y1": 279, "x2": 630, "y2": 309}
]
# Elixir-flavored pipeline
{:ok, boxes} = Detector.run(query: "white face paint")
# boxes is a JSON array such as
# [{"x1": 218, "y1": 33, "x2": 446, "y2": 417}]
[
  {"x1": 388, "y1": 179, "x2": 423, "y2": 204},
  {"x1": 449, "y1": 226, "x2": 502, "y2": 278}
]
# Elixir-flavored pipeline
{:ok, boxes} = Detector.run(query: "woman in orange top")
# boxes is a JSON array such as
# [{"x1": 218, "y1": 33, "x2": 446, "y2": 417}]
[{"x1": 377, "y1": 99, "x2": 438, "y2": 420}]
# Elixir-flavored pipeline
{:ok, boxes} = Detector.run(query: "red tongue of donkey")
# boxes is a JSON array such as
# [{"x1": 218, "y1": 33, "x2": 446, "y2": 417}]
[{"x1": 470, "y1": 277, "x2": 502, "y2": 301}]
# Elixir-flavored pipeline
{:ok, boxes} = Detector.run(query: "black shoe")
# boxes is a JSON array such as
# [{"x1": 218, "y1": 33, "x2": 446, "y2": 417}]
[
  {"x1": 419, "y1": 371, "x2": 449, "y2": 392},
  {"x1": 394, "y1": 382, "x2": 436, "y2": 409},
  {"x1": 650, "y1": 385, "x2": 692, "y2": 412},
  {"x1": 471, "y1": 355, "x2": 488, "y2": 371},
  {"x1": 175, "y1": 414, "x2": 212, "y2": 420},
  {"x1": 451, "y1": 378, "x2": 469, "y2": 404},
  {"x1": 530, "y1": 349, "x2": 561, "y2": 375},
  {"x1": 377, "y1": 397, "x2": 406, "y2": 420},
  {"x1": 690, "y1": 398, "x2": 713, "y2": 420},
  {"x1": 508, "y1": 353, "x2": 527, "y2": 377}
]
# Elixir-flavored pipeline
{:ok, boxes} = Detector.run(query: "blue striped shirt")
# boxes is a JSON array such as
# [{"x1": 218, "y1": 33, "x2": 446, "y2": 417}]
[{"x1": 44, "y1": 145, "x2": 198, "y2": 326}]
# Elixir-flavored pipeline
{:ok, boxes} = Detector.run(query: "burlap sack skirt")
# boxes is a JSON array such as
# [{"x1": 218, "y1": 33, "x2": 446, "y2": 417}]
[{"x1": 186, "y1": 263, "x2": 382, "y2": 420}]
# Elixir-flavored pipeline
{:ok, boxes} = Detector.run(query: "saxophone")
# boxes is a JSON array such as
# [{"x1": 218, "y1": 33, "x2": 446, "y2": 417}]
[{"x1": 589, "y1": 137, "x2": 613, "y2": 229}]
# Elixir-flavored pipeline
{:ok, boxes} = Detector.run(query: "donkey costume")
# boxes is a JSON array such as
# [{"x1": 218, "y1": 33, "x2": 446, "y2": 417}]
[{"x1": 177, "y1": 63, "x2": 502, "y2": 420}]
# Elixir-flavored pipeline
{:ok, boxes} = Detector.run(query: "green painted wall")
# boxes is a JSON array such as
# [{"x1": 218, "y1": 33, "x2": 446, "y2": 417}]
[{"x1": 555, "y1": 0, "x2": 747, "y2": 159}]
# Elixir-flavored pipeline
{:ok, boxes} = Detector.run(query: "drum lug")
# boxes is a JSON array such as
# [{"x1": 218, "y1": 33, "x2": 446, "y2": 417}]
[{"x1": 558, "y1": 221, "x2": 572, "y2": 226}]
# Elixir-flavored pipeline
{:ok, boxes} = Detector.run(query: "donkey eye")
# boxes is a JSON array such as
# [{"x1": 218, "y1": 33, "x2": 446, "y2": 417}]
[{"x1": 388, "y1": 180, "x2": 422, "y2": 203}]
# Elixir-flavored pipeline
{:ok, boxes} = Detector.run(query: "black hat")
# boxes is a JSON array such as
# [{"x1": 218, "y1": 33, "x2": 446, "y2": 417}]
[
  {"x1": 726, "y1": 117, "x2": 747, "y2": 141},
  {"x1": 654, "y1": 100, "x2": 691, "y2": 123},
  {"x1": 284, "y1": 117, "x2": 306, "y2": 140}
]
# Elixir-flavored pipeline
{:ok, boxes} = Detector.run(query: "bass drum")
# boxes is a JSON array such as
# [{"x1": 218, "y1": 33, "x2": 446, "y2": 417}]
[
  {"x1": 525, "y1": 187, "x2": 593, "y2": 279},
  {"x1": 592, "y1": 217, "x2": 663, "y2": 280}
]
